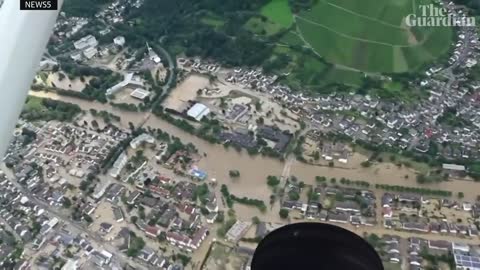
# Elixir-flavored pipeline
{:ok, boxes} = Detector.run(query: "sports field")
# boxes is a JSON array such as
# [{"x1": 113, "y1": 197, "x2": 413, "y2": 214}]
[{"x1": 259, "y1": 0, "x2": 453, "y2": 73}]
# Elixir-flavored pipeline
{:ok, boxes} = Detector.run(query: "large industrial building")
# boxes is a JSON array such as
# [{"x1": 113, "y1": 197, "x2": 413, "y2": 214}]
[{"x1": 186, "y1": 103, "x2": 210, "y2": 121}]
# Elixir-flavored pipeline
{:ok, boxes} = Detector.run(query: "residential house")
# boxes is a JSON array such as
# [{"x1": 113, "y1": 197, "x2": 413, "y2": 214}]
[
  {"x1": 428, "y1": 240, "x2": 451, "y2": 252},
  {"x1": 328, "y1": 212, "x2": 350, "y2": 224}
]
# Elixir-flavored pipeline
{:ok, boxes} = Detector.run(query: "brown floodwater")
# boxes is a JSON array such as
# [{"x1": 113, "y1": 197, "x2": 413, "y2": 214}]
[{"x1": 29, "y1": 91, "x2": 480, "y2": 210}]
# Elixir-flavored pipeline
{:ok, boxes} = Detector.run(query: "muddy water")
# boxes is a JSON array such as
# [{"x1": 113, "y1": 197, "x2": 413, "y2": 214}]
[
  {"x1": 164, "y1": 74, "x2": 211, "y2": 110},
  {"x1": 29, "y1": 91, "x2": 480, "y2": 207},
  {"x1": 30, "y1": 91, "x2": 140, "y2": 130}
]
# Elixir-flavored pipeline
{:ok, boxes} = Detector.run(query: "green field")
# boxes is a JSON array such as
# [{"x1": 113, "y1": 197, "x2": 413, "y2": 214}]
[
  {"x1": 245, "y1": 0, "x2": 294, "y2": 37},
  {"x1": 259, "y1": 0, "x2": 453, "y2": 73},
  {"x1": 25, "y1": 96, "x2": 44, "y2": 111},
  {"x1": 279, "y1": 31, "x2": 305, "y2": 47},
  {"x1": 261, "y1": 0, "x2": 293, "y2": 28}
]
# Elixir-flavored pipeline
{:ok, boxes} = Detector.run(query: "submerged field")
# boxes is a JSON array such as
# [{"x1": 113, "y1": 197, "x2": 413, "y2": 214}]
[{"x1": 257, "y1": 0, "x2": 453, "y2": 73}]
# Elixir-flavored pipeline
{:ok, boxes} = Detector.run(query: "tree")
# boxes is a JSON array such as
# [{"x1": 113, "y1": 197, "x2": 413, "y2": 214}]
[
  {"x1": 267, "y1": 176, "x2": 280, "y2": 187},
  {"x1": 136, "y1": 150, "x2": 144, "y2": 158},
  {"x1": 128, "y1": 122, "x2": 135, "y2": 131},
  {"x1": 417, "y1": 174, "x2": 428, "y2": 184},
  {"x1": 309, "y1": 192, "x2": 320, "y2": 202},
  {"x1": 256, "y1": 117, "x2": 264, "y2": 125},
  {"x1": 138, "y1": 207, "x2": 146, "y2": 220},
  {"x1": 300, "y1": 121, "x2": 306, "y2": 130},
  {"x1": 252, "y1": 216, "x2": 261, "y2": 225},
  {"x1": 279, "y1": 209, "x2": 289, "y2": 219},
  {"x1": 127, "y1": 235, "x2": 145, "y2": 257},
  {"x1": 288, "y1": 191, "x2": 300, "y2": 201},
  {"x1": 83, "y1": 215, "x2": 93, "y2": 223},
  {"x1": 130, "y1": 216, "x2": 138, "y2": 224},
  {"x1": 215, "y1": 211, "x2": 225, "y2": 223},
  {"x1": 365, "y1": 233, "x2": 381, "y2": 247},
  {"x1": 458, "y1": 192, "x2": 465, "y2": 199},
  {"x1": 79, "y1": 180, "x2": 89, "y2": 191},
  {"x1": 91, "y1": 120, "x2": 98, "y2": 128},
  {"x1": 229, "y1": 170, "x2": 240, "y2": 178},
  {"x1": 157, "y1": 231, "x2": 167, "y2": 242},
  {"x1": 255, "y1": 101, "x2": 262, "y2": 111},
  {"x1": 220, "y1": 97, "x2": 226, "y2": 108},
  {"x1": 361, "y1": 161, "x2": 372, "y2": 168},
  {"x1": 315, "y1": 176, "x2": 326, "y2": 183},
  {"x1": 200, "y1": 207, "x2": 210, "y2": 215},
  {"x1": 175, "y1": 254, "x2": 191, "y2": 266},
  {"x1": 62, "y1": 197, "x2": 72, "y2": 208},
  {"x1": 328, "y1": 161, "x2": 334, "y2": 167},
  {"x1": 298, "y1": 181, "x2": 305, "y2": 189},
  {"x1": 335, "y1": 193, "x2": 345, "y2": 202},
  {"x1": 216, "y1": 226, "x2": 227, "y2": 237}
]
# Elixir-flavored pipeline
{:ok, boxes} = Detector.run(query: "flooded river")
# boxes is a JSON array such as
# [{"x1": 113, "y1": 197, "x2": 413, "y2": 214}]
[{"x1": 29, "y1": 91, "x2": 480, "y2": 208}]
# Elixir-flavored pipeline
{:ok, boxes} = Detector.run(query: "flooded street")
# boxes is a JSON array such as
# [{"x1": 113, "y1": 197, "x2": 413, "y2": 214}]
[{"x1": 29, "y1": 91, "x2": 480, "y2": 209}]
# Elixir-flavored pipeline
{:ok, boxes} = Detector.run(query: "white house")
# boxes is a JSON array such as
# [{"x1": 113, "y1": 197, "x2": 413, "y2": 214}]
[
  {"x1": 113, "y1": 36, "x2": 125, "y2": 47},
  {"x1": 83, "y1": 47, "x2": 98, "y2": 59},
  {"x1": 73, "y1": 35, "x2": 98, "y2": 50}
]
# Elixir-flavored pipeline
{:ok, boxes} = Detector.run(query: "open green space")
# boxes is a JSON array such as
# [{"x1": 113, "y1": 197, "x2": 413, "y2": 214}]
[
  {"x1": 258, "y1": 0, "x2": 453, "y2": 73},
  {"x1": 279, "y1": 31, "x2": 305, "y2": 47},
  {"x1": 270, "y1": 45, "x2": 364, "y2": 90},
  {"x1": 369, "y1": 81, "x2": 429, "y2": 102},
  {"x1": 22, "y1": 96, "x2": 82, "y2": 122},
  {"x1": 245, "y1": 0, "x2": 293, "y2": 37},
  {"x1": 323, "y1": 68, "x2": 364, "y2": 87},
  {"x1": 100, "y1": 0, "x2": 453, "y2": 94},
  {"x1": 260, "y1": 0, "x2": 294, "y2": 27},
  {"x1": 299, "y1": 1, "x2": 411, "y2": 46},
  {"x1": 25, "y1": 96, "x2": 44, "y2": 111}
]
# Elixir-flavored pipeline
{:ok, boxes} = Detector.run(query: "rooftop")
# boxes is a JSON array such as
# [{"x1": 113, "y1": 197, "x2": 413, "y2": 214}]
[
  {"x1": 187, "y1": 103, "x2": 210, "y2": 121},
  {"x1": 130, "y1": 88, "x2": 151, "y2": 100}
]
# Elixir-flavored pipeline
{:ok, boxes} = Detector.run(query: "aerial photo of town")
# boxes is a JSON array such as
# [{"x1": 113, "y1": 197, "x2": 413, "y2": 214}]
[{"x1": 3, "y1": 0, "x2": 480, "y2": 269}]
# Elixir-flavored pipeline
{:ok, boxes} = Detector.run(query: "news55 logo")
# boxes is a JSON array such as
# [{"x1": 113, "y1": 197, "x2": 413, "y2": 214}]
[{"x1": 20, "y1": 0, "x2": 57, "y2": 10}]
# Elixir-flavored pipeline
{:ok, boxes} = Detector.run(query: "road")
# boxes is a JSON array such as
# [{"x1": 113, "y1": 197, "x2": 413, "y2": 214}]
[{"x1": 0, "y1": 164, "x2": 148, "y2": 270}]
